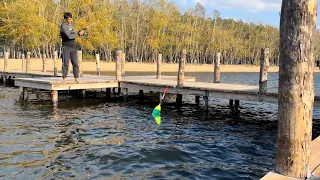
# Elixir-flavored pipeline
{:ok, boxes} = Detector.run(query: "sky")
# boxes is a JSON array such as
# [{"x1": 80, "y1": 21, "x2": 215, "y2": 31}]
[{"x1": 169, "y1": 0, "x2": 320, "y2": 29}]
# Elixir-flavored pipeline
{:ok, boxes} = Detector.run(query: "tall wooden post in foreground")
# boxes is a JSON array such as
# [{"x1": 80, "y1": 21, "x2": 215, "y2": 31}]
[{"x1": 275, "y1": 0, "x2": 317, "y2": 178}]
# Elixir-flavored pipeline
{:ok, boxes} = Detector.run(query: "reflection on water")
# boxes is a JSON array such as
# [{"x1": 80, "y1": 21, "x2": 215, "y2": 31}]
[{"x1": 0, "y1": 72, "x2": 320, "y2": 179}]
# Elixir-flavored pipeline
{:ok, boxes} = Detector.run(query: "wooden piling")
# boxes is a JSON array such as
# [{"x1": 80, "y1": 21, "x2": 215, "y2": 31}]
[
  {"x1": 26, "y1": 52, "x2": 30, "y2": 73},
  {"x1": 203, "y1": 91, "x2": 209, "y2": 112},
  {"x1": 275, "y1": 0, "x2": 317, "y2": 178},
  {"x1": 259, "y1": 48, "x2": 269, "y2": 95},
  {"x1": 96, "y1": 53, "x2": 100, "y2": 75},
  {"x1": 21, "y1": 53, "x2": 25, "y2": 71},
  {"x1": 139, "y1": 90, "x2": 144, "y2": 102},
  {"x1": 229, "y1": 99, "x2": 234, "y2": 107},
  {"x1": 51, "y1": 90, "x2": 58, "y2": 106},
  {"x1": 235, "y1": 100, "x2": 240, "y2": 109},
  {"x1": 19, "y1": 87, "x2": 28, "y2": 100},
  {"x1": 177, "y1": 49, "x2": 186, "y2": 87},
  {"x1": 214, "y1": 52, "x2": 221, "y2": 83},
  {"x1": 176, "y1": 94, "x2": 183, "y2": 108},
  {"x1": 53, "y1": 51, "x2": 58, "y2": 77},
  {"x1": 122, "y1": 88, "x2": 128, "y2": 101},
  {"x1": 4, "y1": 51, "x2": 9, "y2": 72},
  {"x1": 78, "y1": 51, "x2": 83, "y2": 77},
  {"x1": 157, "y1": 54, "x2": 162, "y2": 79},
  {"x1": 195, "y1": 96, "x2": 200, "y2": 106},
  {"x1": 121, "y1": 53, "x2": 126, "y2": 76},
  {"x1": 106, "y1": 88, "x2": 111, "y2": 99},
  {"x1": 42, "y1": 53, "x2": 47, "y2": 72},
  {"x1": 116, "y1": 50, "x2": 122, "y2": 81}
]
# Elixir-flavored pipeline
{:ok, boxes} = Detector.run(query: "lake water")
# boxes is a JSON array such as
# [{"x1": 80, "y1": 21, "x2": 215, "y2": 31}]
[{"x1": 0, "y1": 72, "x2": 319, "y2": 180}]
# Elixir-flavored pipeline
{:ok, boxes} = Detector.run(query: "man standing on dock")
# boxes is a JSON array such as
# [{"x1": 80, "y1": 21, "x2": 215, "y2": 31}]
[{"x1": 60, "y1": 12, "x2": 86, "y2": 83}]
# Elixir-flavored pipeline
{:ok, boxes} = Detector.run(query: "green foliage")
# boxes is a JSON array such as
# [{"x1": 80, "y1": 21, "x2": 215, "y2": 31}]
[{"x1": 0, "y1": 0, "x2": 298, "y2": 64}]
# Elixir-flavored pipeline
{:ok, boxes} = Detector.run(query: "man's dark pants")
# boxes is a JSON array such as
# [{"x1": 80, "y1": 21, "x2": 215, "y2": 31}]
[{"x1": 62, "y1": 46, "x2": 79, "y2": 78}]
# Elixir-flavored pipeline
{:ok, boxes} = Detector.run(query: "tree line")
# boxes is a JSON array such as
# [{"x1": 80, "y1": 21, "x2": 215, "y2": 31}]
[{"x1": 1, "y1": 0, "x2": 320, "y2": 65}]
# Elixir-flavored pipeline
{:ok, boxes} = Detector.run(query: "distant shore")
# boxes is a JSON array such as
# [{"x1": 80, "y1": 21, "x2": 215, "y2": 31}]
[{"x1": 1, "y1": 58, "x2": 319, "y2": 73}]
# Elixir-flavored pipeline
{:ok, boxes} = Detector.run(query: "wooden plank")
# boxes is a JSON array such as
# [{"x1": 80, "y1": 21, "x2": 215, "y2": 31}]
[
  {"x1": 260, "y1": 172, "x2": 300, "y2": 180},
  {"x1": 311, "y1": 136, "x2": 320, "y2": 177},
  {"x1": 15, "y1": 81, "x2": 53, "y2": 90},
  {"x1": 51, "y1": 82, "x2": 118, "y2": 90}
]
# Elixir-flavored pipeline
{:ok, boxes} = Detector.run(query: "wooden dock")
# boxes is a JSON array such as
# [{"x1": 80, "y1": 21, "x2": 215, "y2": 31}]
[
  {"x1": 261, "y1": 136, "x2": 320, "y2": 180},
  {"x1": 1, "y1": 70, "x2": 320, "y2": 107}
]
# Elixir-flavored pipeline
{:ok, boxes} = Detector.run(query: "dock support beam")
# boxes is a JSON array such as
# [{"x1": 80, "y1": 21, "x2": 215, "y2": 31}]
[
  {"x1": 214, "y1": 52, "x2": 221, "y2": 83},
  {"x1": 195, "y1": 96, "x2": 200, "y2": 106},
  {"x1": 203, "y1": 91, "x2": 209, "y2": 112},
  {"x1": 176, "y1": 94, "x2": 183, "y2": 108},
  {"x1": 139, "y1": 90, "x2": 144, "y2": 102},
  {"x1": 229, "y1": 99, "x2": 234, "y2": 107},
  {"x1": 259, "y1": 48, "x2": 269, "y2": 95},
  {"x1": 275, "y1": 0, "x2": 317, "y2": 178},
  {"x1": 19, "y1": 87, "x2": 28, "y2": 100},
  {"x1": 51, "y1": 90, "x2": 58, "y2": 106},
  {"x1": 235, "y1": 100, "x2": 240, "y2": 109},
  {"x1": 106, "y1": 88, "x2": 111, "y2": 100},
  {"x1": 122, "y1": 88, "x2": 128, "y2": 101}
]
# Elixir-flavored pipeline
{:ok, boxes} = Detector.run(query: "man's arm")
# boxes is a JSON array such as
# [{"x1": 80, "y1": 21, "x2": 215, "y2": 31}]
[{"x1": 60, "y1": 23, "x2": 78, "y2": 40}]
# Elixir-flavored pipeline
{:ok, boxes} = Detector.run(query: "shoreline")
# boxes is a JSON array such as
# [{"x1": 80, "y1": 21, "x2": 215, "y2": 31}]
[{"x1": 0, "y1": 58, "x2": 319, "y2": 73}]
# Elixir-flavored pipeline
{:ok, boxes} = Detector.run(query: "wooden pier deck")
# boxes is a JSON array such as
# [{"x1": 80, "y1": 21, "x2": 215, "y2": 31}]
[{"x1": 261, "y1": 136, "x2": 320, "y2": 180}]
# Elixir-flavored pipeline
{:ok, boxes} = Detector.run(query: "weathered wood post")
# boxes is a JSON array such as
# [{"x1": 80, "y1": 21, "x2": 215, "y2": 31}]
[
  {"x1": 157, "y1": 54, "x2": 162, "y2": 79},
  {"x1": 139, "y1": 90, "x2": 144, "y2": 102},
  {"x1": 42, "y1": 53, "x2": 47, "y2": 72},
  {"x1": 4, "y1": 51, "x2": 9, "y2": 72},
  {"x1": 177, "y1": 49, "x2": 186, "y2": 87},
  {"x1": 106, "y1": 88, "x2": 111, "y2": 100},
  {"x1": 19, "y1": 87, "x2": 28, "y2": 100},
  {"x1": 203, "y1": 91, "x2": 209, "y2": 112},
  {"x1": 275, "y1": 0, "x2": 317, "y2": 178},
  {"x1": 121, "y1": 52, "x2": 126, "y2": 76},
  {"x1": 53, "y1": 51, "x2": 58, "y2": 77},
  {"x1": 96, "y1": 53, "x2": 100, "y2": 75},
  {"x1": 116, "y1": 50, "x2": 122, "y2": 81},
  {"x1": 51, "y1": 90, "x2": 58, "y2": 106},
  {"x1": 78, "y1": 50, "x2": 83, "y2": 77},
  {"x1": 195, "y1": 96, "x2": 200, "y2": 106},
  {"x1": 21, "y1": 53, "x2": 25, "y2": 71},
  {"x1": 176, "y1": 49, "x2": 186, "y2": 108},
  {"x1": 214, "y1": 52, "x2": 221, "y2": 83},
  {"x1": 26, "y1": 52, "x2": 31, "y2": 73},
  {"x1": 259, "y1": 48, "x2": 269, "y2": 95}
]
